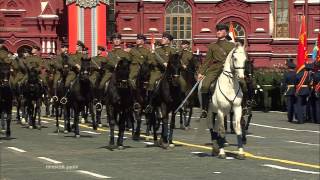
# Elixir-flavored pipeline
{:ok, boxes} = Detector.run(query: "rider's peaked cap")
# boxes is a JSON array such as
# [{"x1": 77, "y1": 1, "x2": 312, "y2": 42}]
[
  {"x1": 111, "y1": 33, "x2": 122, "y2": 40},
  {"x1": 137, "y1": 34, "x2": 147, "y2": 41},
  {"x1": 162, "y1": 32, "x2": 174, "y2": 41},
  {"x1": 216, "y1": 23, "x2": 229, "y2": 32},
  {"x1": 77, "y1": 40, "x2": 85, "y2": 48}
]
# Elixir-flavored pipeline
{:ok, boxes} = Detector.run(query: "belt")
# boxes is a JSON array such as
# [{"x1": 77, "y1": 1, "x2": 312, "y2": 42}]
[{"x1": 262, "y1": 85, "x2": 272, "y2": 87}]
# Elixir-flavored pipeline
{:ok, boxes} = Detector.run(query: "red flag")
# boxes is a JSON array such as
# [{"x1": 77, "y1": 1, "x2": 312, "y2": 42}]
[
  {"x1": 317, "y1": 32, "x2": 320, "y2": 62},
  {"x1": 229, "y1": 22, "x2": 236, "y2": 42},
  {"x1": 151, "y1": 33, "x2": 155, "y2": 51},
  {"x1": 296, "y1": 15, "x2": 308, "y2": 73}
]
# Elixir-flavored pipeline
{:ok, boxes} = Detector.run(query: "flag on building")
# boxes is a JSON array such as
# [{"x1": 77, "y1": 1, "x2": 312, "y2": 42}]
[
  {"x1": 229, "y1": 22, "x2": 236, "y2": 42},
  {"x1": 312, "y1": 36, "x2": 318, "y2": 61},
  {"x1": 296, "y1": 15, "x2": 308, "y2": 73}
]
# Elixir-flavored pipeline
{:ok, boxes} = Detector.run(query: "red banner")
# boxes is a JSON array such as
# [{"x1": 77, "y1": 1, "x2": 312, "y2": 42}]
[{"x1": 296, "y1": 15, "x2": 308, "y2": 73}]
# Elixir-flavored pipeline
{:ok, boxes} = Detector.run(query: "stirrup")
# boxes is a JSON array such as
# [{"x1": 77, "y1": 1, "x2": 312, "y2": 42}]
[
  {"x1": 95, "y1": 102, "x2": 103, "y2": 111},
  {"x1": 133, "y1": 103, "x2": 141, "y2": 112},
  {"x1": 145, "y1": 105, "x2": 153, "y2": 113},
  {"x1": 200, "y1": 110, "x2": 207, "y2": 118},
  {"x1": 60, "y1": 97, "x2": 68, "y2": 104}
]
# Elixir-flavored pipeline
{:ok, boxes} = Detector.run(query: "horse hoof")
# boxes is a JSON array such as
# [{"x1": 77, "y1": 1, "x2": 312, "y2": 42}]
[
  {"x1": 218, "y1": 153, "x2": 226, "y2": 159},
  {"x1": 98, "y1": 124, "x2": 102, "y2": 128},
  {"x1": 28, "y1": 126, "x2": 33, "y2": 129},
  {"x1": 1, "y1": 129, "x2": 6, "y2": 133},
  {"x1": 64, "y1": 130, "x2": 68, "y2": 134},
  {"x1": 75, "y1": 134, "x2": 80, "y2": 138},
  {"x1": 118, "y1": 146, "x2": 124, "y2": 150},
  {"x1": 132, "y1": 134, "x2": 140, "y2": 141},
  {"x1": 211, "y1": 141, "x2": 219, "y2": 156},
  {"x1": 169, "y1": 144, "x2": 175, "y2": 148},
  {"x1": 37, "y1": 126, "x2": 42, "y2": 130},
  {"x1": 236, "y1": 154, "x2": 246, "y2": 160},
  {"x1": 80, "y1": 118, "x2": 85, "y2": 124},
  {"x1": 21, "y1": 118, "x2": 26, "y2": 124}
]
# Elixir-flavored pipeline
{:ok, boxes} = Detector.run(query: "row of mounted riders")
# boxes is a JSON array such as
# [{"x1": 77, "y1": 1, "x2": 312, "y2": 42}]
[
  {"x1": 0, "y1": 53, "x2": 201, "y2": 149},
  {"x1": 0, "y1": 53, "x2": 251, "y2": 157}
]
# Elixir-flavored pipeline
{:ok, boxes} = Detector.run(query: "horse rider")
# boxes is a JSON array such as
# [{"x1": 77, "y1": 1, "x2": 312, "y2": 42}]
[
  {"x1": 89, "y1": 45, "x2": 107, "y2": 96},
  {"x1": 63, "y1": 41, "x2": 83, "y2": 91},
  {"x1": 20, "y1": 45, "x2": 44, "y2": 86},
  {"x1": 52, "y1": 42, "x2": 71, "y2": 92},
  {"x1": 197, "y1": 23, "x2": 235, "y2": 119},
  {"x1": 179, "y1": 40, "x2": 198, "y2": 83},
  {"x1": 98, "y1": 33, "x2": 130, "y2": 96},
  {"x1": 295, "y1": 61, "x2": 313, "y2": 124},
  {"x1": 281, "y1": 58, "x2": 296, "y2": 123}
]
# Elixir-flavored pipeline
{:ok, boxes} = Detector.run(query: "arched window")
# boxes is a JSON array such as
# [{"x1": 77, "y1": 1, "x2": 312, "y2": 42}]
[
  {"x1": 165, "y1": 0, "x2": 192, "y2": 42},
  {"x1": 225, "y1": 22, "x2": 246, "y2": 38}
]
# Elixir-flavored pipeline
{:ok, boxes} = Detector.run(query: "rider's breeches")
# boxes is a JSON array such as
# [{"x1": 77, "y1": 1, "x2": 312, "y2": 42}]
[
  {"x1": 148, "y1": 70, "x2": 161, "y2": 91},
  {"x1": 200, "y1": 70, "x2": 220, "y2": 93}
]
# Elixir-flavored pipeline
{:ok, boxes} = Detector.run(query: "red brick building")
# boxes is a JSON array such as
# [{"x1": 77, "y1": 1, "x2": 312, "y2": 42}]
[{"x1": 0, "y1": 0, "x2": 319, "y2": 67}]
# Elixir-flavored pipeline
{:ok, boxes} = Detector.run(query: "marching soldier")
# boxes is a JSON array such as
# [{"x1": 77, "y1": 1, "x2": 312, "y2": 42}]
[
  {"x1": 312, "y1": 61, "x2": 320, "y2": 124},
  {"x1": 98, "y1": 33, "x2": 130, "y2": 93},
  {"x1": 282, "y1": 59, "x2": 296, "y2": 122},
  {"x1": 295, "y1": 62, "x2": 313, "y2": 124},
  {"x1": 197, "y1": 24, "x2": 235, "y2": 118}
]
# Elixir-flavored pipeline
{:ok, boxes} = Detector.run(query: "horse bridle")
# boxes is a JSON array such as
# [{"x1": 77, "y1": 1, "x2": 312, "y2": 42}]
[{"x1": 223, "y1": 49, "x2": 246, "y2": 79}]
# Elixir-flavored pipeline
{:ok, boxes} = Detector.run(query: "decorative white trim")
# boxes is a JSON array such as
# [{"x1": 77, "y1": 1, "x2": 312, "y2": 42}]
[
  {"x1": 294, "y1": 0, "x2": 320, "y2": 4},
  {"x1": 123, "y1": 27, "x2": 133, "y2": 31},
  {"x1": 142, "y1": 0, "x2": 165, "y2": 2},
  {"x1": 0, "y1": 9, "x2": 26, "y2": 12},
  {"x1": 200, "y1": 28, "x2": 211, "y2": 32},
  {"x1": 314, "y1": 29, "x2": 319, "y2": 33},
  {"x1": 148, "y1": 28, "x2": 159, "y2": 32},
  {"x1": 38, "y1": 14, "x2": 58, "y2": 18},
  {"x1": 255, "y1": 28, "x2": 265, "y2": 32}
]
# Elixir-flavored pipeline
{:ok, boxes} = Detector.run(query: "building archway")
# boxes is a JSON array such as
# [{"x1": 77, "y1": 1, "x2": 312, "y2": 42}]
[{"x1": 165, "y1": 0, "x2": 192, "y2": 47}]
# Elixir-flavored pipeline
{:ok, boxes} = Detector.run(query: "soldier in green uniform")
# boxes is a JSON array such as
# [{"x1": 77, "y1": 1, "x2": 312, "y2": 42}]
[
  {"x1": 129, "y1": 34, "x2": 153, "y2": 89},
  {"x1": 64, "y1": 41, "x2": 83, "y2": 89},
  {"x1": 0, "y1": 39, "x2": 9, "y2": 63},
  {"x1": 179, "y1": 40, "x2": 197, "y2": 90},
  {"x1": 20, "y1": 46, "x2": 43, "y2": 85},
  {"x1": 98, "y1": 33, "x2": 130, "y2": 93},
  {"x1": 89, "y1": 46, "x2": 107, "y2": 91},
  {"x1": 52, "y1": 43, "x2": 70, "y2": 90},
  {"x1": 150, "y1": 32, "x2": 187, "y2": 94},
  {"x1": 197, "y1": 24, "x2": 235, "y2": 118}
]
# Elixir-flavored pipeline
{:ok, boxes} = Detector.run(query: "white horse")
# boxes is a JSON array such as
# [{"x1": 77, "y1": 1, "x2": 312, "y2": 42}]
[{"x1": 205, "y1": 43, "x2": 247, "y2": 159}]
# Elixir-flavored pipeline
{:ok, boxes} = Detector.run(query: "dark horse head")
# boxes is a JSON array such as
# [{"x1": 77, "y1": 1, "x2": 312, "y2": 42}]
[
  {"x1": 115, "y1": 57, "x2": 131, "y2": 89},
  {"x1": 79, "y1": 59, "x2": 91, "y2": 84},
  {"x1": 136, "y1": 61, "x2": 151, "y2": 89},
  {"x1": 166, "y1": 53, "x2": 183, "y2": 87},
  {"x1": 23, "y1": 67, "x2": 43, "y2": 100}
]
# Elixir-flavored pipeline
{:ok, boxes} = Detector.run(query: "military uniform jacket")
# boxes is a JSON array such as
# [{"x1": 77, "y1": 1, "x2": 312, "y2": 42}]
[
  {"x1": 199, "y1": 39, "x2": 234, "y2": 75},
  {"x1": 313, "y1": 70, "x2": 320, "y2": 97},
  {"x1": 107, "y1": 48, "x2": 130, "y2": 67},
  {"x1": 23, "y1": 55, "x2": 42, "y2": 73},
  {"x1": 0, "y1": 48, "x2": 8, "y2": 63},
  {"x1": 55, "y1": 53, "x2": 77, "y2": 76},
  {"x1": 129, "y1": 46, "x2": 152, "y2": 65},
  {"x1": 179, "y1": 49, "x2": 193, "y2": 67},
  {"x1": 295, "y1": 70, "x2": 311, "y2": 96},
  {"x1": 282, "y1": 70, "x2": 296, "y2": 96}
]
